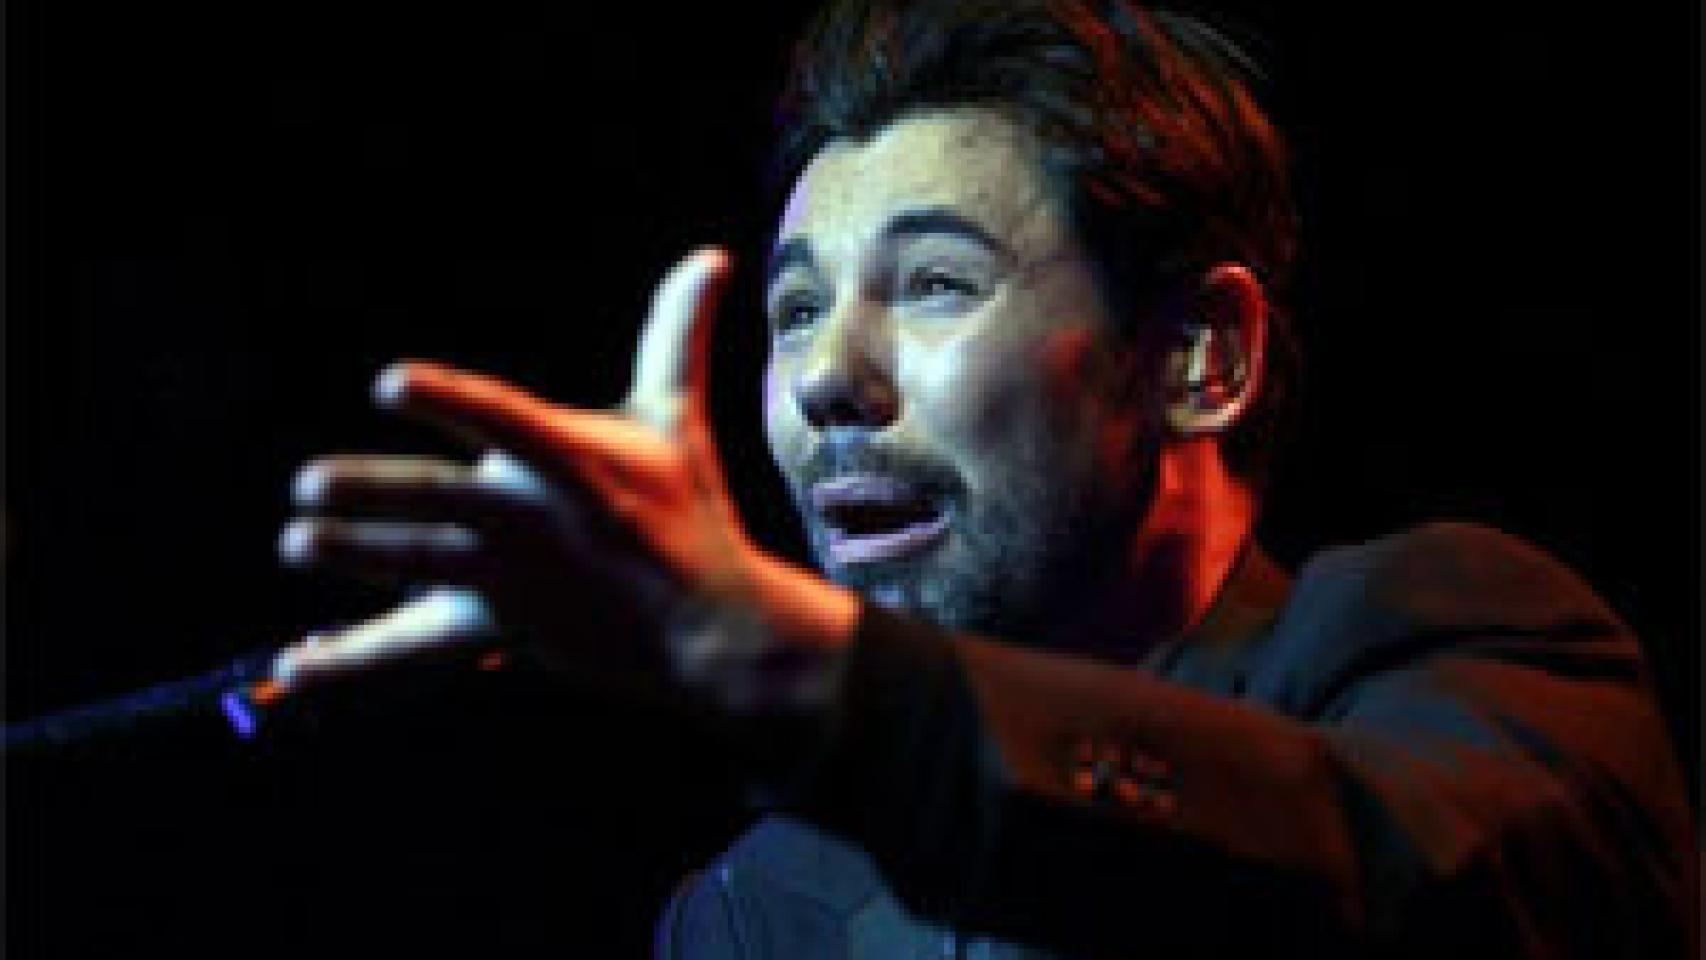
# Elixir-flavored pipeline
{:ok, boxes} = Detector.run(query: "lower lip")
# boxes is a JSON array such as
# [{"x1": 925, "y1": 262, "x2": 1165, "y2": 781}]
[{"x1": 826, "y1": 511, "x2": 951, "y2": 566}]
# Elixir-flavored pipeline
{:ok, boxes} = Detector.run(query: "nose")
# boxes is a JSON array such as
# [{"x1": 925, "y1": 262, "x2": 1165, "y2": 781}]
[{"x1": 793, "y1": 308, "x2": 900, "y2": 430}]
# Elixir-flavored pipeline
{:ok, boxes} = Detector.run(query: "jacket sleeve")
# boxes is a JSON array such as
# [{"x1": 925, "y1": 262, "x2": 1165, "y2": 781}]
[{"x1": 771, "y1": 526, "x2": 1697, "y2": 958}]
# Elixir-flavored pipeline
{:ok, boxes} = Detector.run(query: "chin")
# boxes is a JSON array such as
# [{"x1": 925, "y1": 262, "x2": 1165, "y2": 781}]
[{"x1": 818, "y1": 537, "x2": 1027, "y2": 635}]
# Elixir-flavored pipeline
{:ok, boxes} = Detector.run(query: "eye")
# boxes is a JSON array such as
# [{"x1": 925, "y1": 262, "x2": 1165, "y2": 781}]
[
  {"x1": 903, "y1": 267, "x2": 979, "y2": 302},
  {"x1": 770, "y1": 294, "x2": 825, "y2": 336}
]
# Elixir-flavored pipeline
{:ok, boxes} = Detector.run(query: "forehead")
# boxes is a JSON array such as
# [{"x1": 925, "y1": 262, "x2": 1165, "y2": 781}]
[{"x1": 776, "y1": 109, "x2": 1067, "y2": 259}]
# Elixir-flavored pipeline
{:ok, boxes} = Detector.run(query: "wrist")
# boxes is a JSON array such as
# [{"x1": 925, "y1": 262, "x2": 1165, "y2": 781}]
[
  {"x1": 743, "y1": 553, "x2": 860, "y2": 657},
  {"x1": 666, "y1": 551, "x2": 859, "y2": 716}
]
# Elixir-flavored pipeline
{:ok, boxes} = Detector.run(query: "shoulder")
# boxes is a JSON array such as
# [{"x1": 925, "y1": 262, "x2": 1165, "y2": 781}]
[
  {"x1": 1297, "y1": 522, "x2": 1621, "y2": 630},
  {"x1": 1247, "y1": 522, "x2": 1640, "y2": 715},
  {"x1": 654, "y1": 815, "x2": 892, "y2": 958}
]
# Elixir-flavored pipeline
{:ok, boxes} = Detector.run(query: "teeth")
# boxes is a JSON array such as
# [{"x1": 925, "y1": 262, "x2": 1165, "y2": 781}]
[{"x1": 811, "y1": 474, "x2": 920, "y2": 508}]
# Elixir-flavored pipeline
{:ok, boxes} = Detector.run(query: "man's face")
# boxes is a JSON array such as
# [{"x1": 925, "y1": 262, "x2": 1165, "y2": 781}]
[{"x1": 762, "y1": 109, "x2": 1160, "y2": 637}]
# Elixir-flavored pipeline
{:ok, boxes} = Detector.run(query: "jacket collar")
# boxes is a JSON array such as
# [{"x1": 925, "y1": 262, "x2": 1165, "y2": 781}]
[{"x1": 1141, "y1": 539, "x2": 1292, "y2": 690}]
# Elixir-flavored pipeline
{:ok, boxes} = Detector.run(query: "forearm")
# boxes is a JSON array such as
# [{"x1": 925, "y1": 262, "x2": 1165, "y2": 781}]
[{"x1": 776, "y1": 604, "x2": 1356, "y2": 954}]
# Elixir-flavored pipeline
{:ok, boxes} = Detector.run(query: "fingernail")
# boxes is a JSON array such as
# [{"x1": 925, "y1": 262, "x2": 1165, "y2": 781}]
[
  {"x1": 291, "y1": 464, "x2": 328, "y2": 506},
  {"x1": 267, "y1": 652, "x2": 301, "y2": 693},
  {"x1": 373, "y1": 362, "x2": 412, "y2": 408},
  {"x1": 694, "y1": 245, "x2": 732, "y2": 273},
  {"x1": 268, "y1": 632, "x2": 323, "y2": 691},
  {"x1": 277, "y1": 521, "x2": 316, "y2": 565}
]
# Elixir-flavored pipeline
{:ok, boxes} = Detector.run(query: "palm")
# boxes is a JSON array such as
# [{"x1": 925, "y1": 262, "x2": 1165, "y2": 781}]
[{"x1": 281, "y1": 250, "x2": 758, "y2": 687}]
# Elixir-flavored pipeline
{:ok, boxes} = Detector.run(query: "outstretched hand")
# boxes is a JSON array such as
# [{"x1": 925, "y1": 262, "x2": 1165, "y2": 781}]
[{"x1": 278, "y1": 248, "x2": 858, "y2": 714}]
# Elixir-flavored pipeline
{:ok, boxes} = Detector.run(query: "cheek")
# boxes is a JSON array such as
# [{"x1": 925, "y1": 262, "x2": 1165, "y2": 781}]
[
  {"x1": 903, "y1": 330, "x2": 999, "y2": 459},
  {"x1": 912, "y1": 324, "x2": 1103, "y2": 440},
  {"x1": 1041, "y1": 326, "x2": 1145, "y2": 466},
  {"x1": 1039, "y1": 326, "x2": 1102, "y2": 398},
  {"x1": 761, "y1": 356, "x2": 802, "y2": 468},
  {"x1": 901, "y1": 327, "x2": 1083, "y2": 482},
  {"x1": 909, "y1": 322, "x2": 1143, "y2": 500}
]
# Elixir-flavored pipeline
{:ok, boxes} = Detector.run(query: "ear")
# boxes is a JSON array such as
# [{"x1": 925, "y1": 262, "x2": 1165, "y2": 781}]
[{"x1": 1162, "y1": 263, "x2": 1268, "y2": 436}]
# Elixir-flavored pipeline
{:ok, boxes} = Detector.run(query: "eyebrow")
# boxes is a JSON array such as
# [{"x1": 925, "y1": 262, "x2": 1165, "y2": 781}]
[
  {"x1": 765, "y1": 205, "x2": 1011, "y2": 294},
  {"x1": 764, "y1": 237, "x2": 818, "y2": 297}
]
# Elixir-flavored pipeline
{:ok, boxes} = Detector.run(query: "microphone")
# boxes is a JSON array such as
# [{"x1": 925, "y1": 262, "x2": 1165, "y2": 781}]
[
  {"x1": 7, "y1": 451, "x2": 536, "y2": 754},
  {"x1": 4, "y1": 588, "x2": 497, "y2": 755}
]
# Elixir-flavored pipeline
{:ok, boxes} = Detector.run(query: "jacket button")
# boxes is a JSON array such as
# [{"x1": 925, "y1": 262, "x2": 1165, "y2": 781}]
[
  {"x1": 1068, "y1": 741, "x2": 1178, "y2": 817},
  {"x1": 1123, "y1": 752, "x2": 1178, "y2": 818},
  {"x1": 1070, "y1": 757, "x2": 1120, "y2": 801},
  {"x1": 1126, "y1": 752, "x2": 1172, "y2": 783},
  {"x1": 1111, "y1": 774, "x2": 1146, "y2": 806},
  {"x1": 1068, "y1": 739, "x2": 1123, "y2": 800}
]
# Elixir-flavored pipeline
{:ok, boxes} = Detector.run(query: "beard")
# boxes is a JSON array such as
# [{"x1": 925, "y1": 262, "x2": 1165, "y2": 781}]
[{"x1": 789, "y1": 427, "x2": 1155, "y2": 647}]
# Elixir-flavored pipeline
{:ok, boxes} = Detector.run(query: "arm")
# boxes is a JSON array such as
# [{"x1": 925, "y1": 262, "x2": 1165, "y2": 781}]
[
  {"x1": 269, "y1": 254, "x2": 1690, "y2": 957},
  {"x1": 766, "y1": 555, "x2": 1695, "y2": 957}
]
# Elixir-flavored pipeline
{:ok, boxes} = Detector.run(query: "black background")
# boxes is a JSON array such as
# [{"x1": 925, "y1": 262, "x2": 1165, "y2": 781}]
[{"x1": 9, "y1": 2, "x2": 1700, "y2": 956}]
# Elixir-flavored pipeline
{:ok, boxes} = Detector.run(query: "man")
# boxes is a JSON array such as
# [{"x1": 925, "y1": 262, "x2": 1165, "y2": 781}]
[{"x1": 277, "y1": 0, "x2": 1696, "y2": 956}]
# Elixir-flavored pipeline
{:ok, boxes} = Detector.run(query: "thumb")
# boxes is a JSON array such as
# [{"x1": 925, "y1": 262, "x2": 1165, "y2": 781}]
[{"x1": 623, "y1": 246, "x2": 733, "y2": 434}]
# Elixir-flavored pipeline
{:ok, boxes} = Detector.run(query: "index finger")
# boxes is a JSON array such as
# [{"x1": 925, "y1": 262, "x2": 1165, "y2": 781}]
[{"x1": 373, "y1": 360, "x2": 632, "y2": 474}]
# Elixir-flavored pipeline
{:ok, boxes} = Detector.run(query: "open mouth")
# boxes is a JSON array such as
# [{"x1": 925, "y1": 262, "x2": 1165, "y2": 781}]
[{"x1": 810, "y1": 474, "x2": 951, "y2": 566}]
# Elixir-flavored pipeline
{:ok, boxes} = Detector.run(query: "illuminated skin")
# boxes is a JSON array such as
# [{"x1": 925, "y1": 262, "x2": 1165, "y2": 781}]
[
  {"x1": 280, "y1": 252, "x2": 859, "y2": 712},
  {"x1": 764, "y1": 108, "x2": 1263, "y2": 653},
  {"x1": 277, "y1": 109, "x2": 1268, "y2": 708}
]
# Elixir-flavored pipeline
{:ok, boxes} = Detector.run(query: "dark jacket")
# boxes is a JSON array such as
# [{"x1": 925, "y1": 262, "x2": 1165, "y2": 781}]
[{"x1": 656, "y1": 524, "x2": 1697, "y2": 958}]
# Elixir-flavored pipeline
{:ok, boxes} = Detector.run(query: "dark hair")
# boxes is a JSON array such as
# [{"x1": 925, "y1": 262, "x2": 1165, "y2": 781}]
[{"x1": 774, "y1": 0, "x2": 1300, "y2": 486}]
